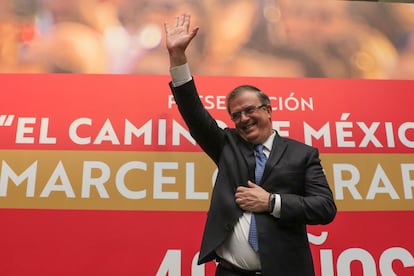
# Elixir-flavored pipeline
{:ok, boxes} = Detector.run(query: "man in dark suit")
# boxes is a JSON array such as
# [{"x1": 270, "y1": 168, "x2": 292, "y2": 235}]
[{"x1": 164, "y1": 14, "x2": 337, "y2": 276}]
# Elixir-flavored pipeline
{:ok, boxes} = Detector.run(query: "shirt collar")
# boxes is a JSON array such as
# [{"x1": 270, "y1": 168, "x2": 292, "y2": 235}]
[{"x1": 262, "y1": 130, "x2": 276, "y2": 152}]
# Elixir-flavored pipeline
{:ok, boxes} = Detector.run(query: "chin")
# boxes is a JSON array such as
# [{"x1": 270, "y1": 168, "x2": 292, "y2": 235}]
[
  {"x1": 238, "y1": 126, "x2": 259, "y2": 143},
  {"x1": 244, "y1": 134, "x2": 260, "y2": 144}
]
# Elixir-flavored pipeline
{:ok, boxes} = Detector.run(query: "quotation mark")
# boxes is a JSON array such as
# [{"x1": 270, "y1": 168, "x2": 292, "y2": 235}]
[{"x1": 0, "y1": 115, "x2": 15, "y2": 127}]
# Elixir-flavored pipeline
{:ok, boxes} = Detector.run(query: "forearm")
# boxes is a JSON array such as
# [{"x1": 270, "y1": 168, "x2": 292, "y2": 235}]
[{"x1": 170, "y1": 80, "x2": 224, "y2": 162}]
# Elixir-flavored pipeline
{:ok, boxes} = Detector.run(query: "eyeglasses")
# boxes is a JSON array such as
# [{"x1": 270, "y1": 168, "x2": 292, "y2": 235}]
[{"x1": 230, "y1": 104, "x2": 267, "y2": 122}]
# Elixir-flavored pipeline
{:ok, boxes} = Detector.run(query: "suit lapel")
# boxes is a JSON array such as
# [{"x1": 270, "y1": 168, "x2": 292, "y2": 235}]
[
  {"x1": 238, "y1": 138, "x2": 255, "y2": 185},
  {"x1": 262, "y1": 133, "x2": 288, "y2": 183}
]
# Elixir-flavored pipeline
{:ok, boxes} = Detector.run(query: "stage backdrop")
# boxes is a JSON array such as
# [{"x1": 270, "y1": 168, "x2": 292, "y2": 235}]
[{"x1": 0, "y1": 74, "x2": 413, "y2": 276}]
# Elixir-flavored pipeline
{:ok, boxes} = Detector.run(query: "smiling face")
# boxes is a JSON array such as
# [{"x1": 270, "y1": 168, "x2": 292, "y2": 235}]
[{"x1": 228, "y1": 89, "x2": 273, "y2": 145}]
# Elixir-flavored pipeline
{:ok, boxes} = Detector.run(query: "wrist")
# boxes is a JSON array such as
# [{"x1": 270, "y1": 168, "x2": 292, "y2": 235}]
[
  {"x1": 169, "y1": 50, "x2": 187, "y2": 67},
  {"x1": 268, "y1": 193, "x2": 276, "y2": 213}
]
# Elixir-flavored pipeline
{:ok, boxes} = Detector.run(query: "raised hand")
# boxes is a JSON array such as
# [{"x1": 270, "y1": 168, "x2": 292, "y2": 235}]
[{"x1": 164, "y1": 13, "x2": 199, "y2": 67}]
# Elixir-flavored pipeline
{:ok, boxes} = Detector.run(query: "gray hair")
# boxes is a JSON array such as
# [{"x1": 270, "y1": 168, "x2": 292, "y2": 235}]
[{"x1": 226, "y1": 85, "x2": 270, "y2": 114}]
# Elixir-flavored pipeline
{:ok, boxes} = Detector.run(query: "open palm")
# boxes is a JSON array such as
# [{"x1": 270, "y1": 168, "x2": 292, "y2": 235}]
[{"x1": 164, "y1": 14, "x2": 199, "y2": 54}]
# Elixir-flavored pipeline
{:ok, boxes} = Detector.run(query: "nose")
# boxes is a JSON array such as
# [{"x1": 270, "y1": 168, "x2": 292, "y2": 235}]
[{"x1": 239, "y1": 112, "x2": 250, "y2": 122}]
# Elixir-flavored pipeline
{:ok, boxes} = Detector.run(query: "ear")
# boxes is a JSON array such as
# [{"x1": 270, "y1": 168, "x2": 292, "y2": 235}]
[{"x1": 266, "y1": 105, "x2": 272, "y2": 117}]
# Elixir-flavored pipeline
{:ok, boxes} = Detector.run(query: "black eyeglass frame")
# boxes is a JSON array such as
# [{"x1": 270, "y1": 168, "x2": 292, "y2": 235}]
[{"x1": 230, "y1": 104, "x2": 268, "y2": 122}]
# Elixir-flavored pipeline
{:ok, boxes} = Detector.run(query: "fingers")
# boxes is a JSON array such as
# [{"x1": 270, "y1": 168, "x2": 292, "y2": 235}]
[
  {"x1": 173, "y1": 16, "x2": 179, "y2": 27},
  {"x1": 247, "y1": 180, "x2": 258, "y2": 188},
  {"x1": 165, "y1": 14, "x2": 194, "y2": 34},
  {"x1": 171, "y1": 13, "x2": 189, "y2": 28},
  {"x1": 183, "y1": 13, "x2": 191, "y2": 27},
  {"x1": 163, "y1": 21, "x2": 170, "y2": 34},
  {"x1": 235, "y1": 181, "x2": 269, "y2": 212},
  {"x1": 190, "y1": 26, "x2": 200, "y2": 39},
  {"x1": 180, "y1": 13, "x2": 190, "y2": 28},
  {"x1": 163, "y1": 14, "x2": 184, "y2": 34},
  {"x1": 180, "y1": 14, "x2": 186, "y2": 27},
  {"x1": 235, "y1": 192, "x2": 261, "y2": 212}
]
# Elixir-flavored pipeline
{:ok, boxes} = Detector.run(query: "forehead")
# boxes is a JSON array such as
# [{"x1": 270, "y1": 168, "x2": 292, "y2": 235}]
[{"x1": 228, "y1": 90, "x2": 261, "y2": 108}]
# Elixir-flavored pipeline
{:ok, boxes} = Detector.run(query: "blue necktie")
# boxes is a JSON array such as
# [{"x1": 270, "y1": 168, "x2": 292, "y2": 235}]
[{"x1": 248, "y1": 144, "x2": 267, "y2": 252}]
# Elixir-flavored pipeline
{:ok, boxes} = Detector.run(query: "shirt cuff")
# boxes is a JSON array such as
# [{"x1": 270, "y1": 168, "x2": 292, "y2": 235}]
[
  {"x1": 271, "y1": 194, "x2": 281, "y2": 218},
  {"x1": 170, "y1": 63, "x2": 192, "y2": 87}
]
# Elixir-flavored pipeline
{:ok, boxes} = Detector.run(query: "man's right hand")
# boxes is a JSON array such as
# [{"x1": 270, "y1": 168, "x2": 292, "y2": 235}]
[{"x1": 164, "y1": 13, "x2": 199, "y2": 67}]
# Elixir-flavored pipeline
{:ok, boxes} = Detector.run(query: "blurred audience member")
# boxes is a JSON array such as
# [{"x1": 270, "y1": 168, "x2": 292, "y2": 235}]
[
  {"x1": 118, "y1": 0, "x2": 205, "y2": 74},
  {"x1": 0, "y1": 0, "x2": 413, "y2": 79},
  {"x1": 195, "y1": 0, "x2": 318, "y2": 77},
  {"x1": 268, "y1": 0, "x2": 400, "y2": 78},
  {"x1": 29, "y1": 0, "x2": 132, "y2": 73},
  {"x1": 0, "y1": 0, "x2": 44, "y2": 72}
]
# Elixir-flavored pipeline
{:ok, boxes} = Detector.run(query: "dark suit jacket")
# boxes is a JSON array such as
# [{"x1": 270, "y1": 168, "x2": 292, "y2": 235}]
[{"x1": 170, "y1": 79, "x2": 336, "y2": 276}]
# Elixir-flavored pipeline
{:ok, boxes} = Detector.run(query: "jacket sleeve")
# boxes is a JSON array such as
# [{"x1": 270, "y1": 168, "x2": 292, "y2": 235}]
[
  {"x1": 279, "y1": 147, "x2": 337, "y2": 225},
  {"x1": 169, "y1": 79, "x2": 225, "y2": 164}
]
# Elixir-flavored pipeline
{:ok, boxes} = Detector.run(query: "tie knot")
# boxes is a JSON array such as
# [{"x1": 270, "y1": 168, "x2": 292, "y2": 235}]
[
  {"x1": 255, "y1": 144, "x2": 267, "y2": 162},
  {"x1": 255, "y1": 144, "x2": 264, "y2": 152}
]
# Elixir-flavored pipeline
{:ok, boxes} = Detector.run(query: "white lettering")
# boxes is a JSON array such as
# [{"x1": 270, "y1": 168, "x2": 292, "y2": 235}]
[
  {"x1": 333, "y1": 163, "x2": 362, "y2": 200},
  {"x1": 69, "y1": 118, "x2": 92, "y2": 145},
  {"x1": 401, "y1": 164, "x2": 414, "y2": 199},
  {"x1": 82, "y1": 161, "x2": 110, "y2": 198},
  {"x1": 156, "y1": 250, "x2": 181, "y2": 276},
  {"x1": 337, "y1": 248, "x2": 377, "y2": 276},
  {"x1": 40, "y1": 161, "x2": 75, "y2": 197},
  {"x1": 154, "y1": 162, "x2": 179, "y2": 199},
  {"x1": 304, "y1": 122, "x2": 331, "y2": 147},
  {"x1": 185, "y1": 163, "x2": 208, "y2": 200},
  {"x1": 115, "y1": 161, "x2": 147, "y2": 199},
  {"x1": 16, "y1": 117, "x2": 35, "y2": 144},
  {"x1": 39, "y1": 118, "x2": 57, "y2": 144},
  {"x1": 366, "y1": 165, "x2": 399, "y2": 200},
  {"x1": 0, "y1": 161, "x2": 37, "y2": 197},
  {"x1": 94, "y1": 119, "x2": 120, "y2": 145}
]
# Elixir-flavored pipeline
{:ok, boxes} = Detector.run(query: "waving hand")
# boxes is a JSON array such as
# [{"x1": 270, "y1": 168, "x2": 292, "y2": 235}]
[{"x1": 164, "y1": 14, "x2": 199, "y2": 67}]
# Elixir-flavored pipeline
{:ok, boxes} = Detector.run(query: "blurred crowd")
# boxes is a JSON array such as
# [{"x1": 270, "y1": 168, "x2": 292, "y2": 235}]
[{"x1": 0, "y1": 0, "x2": 413, "y2": 79}]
